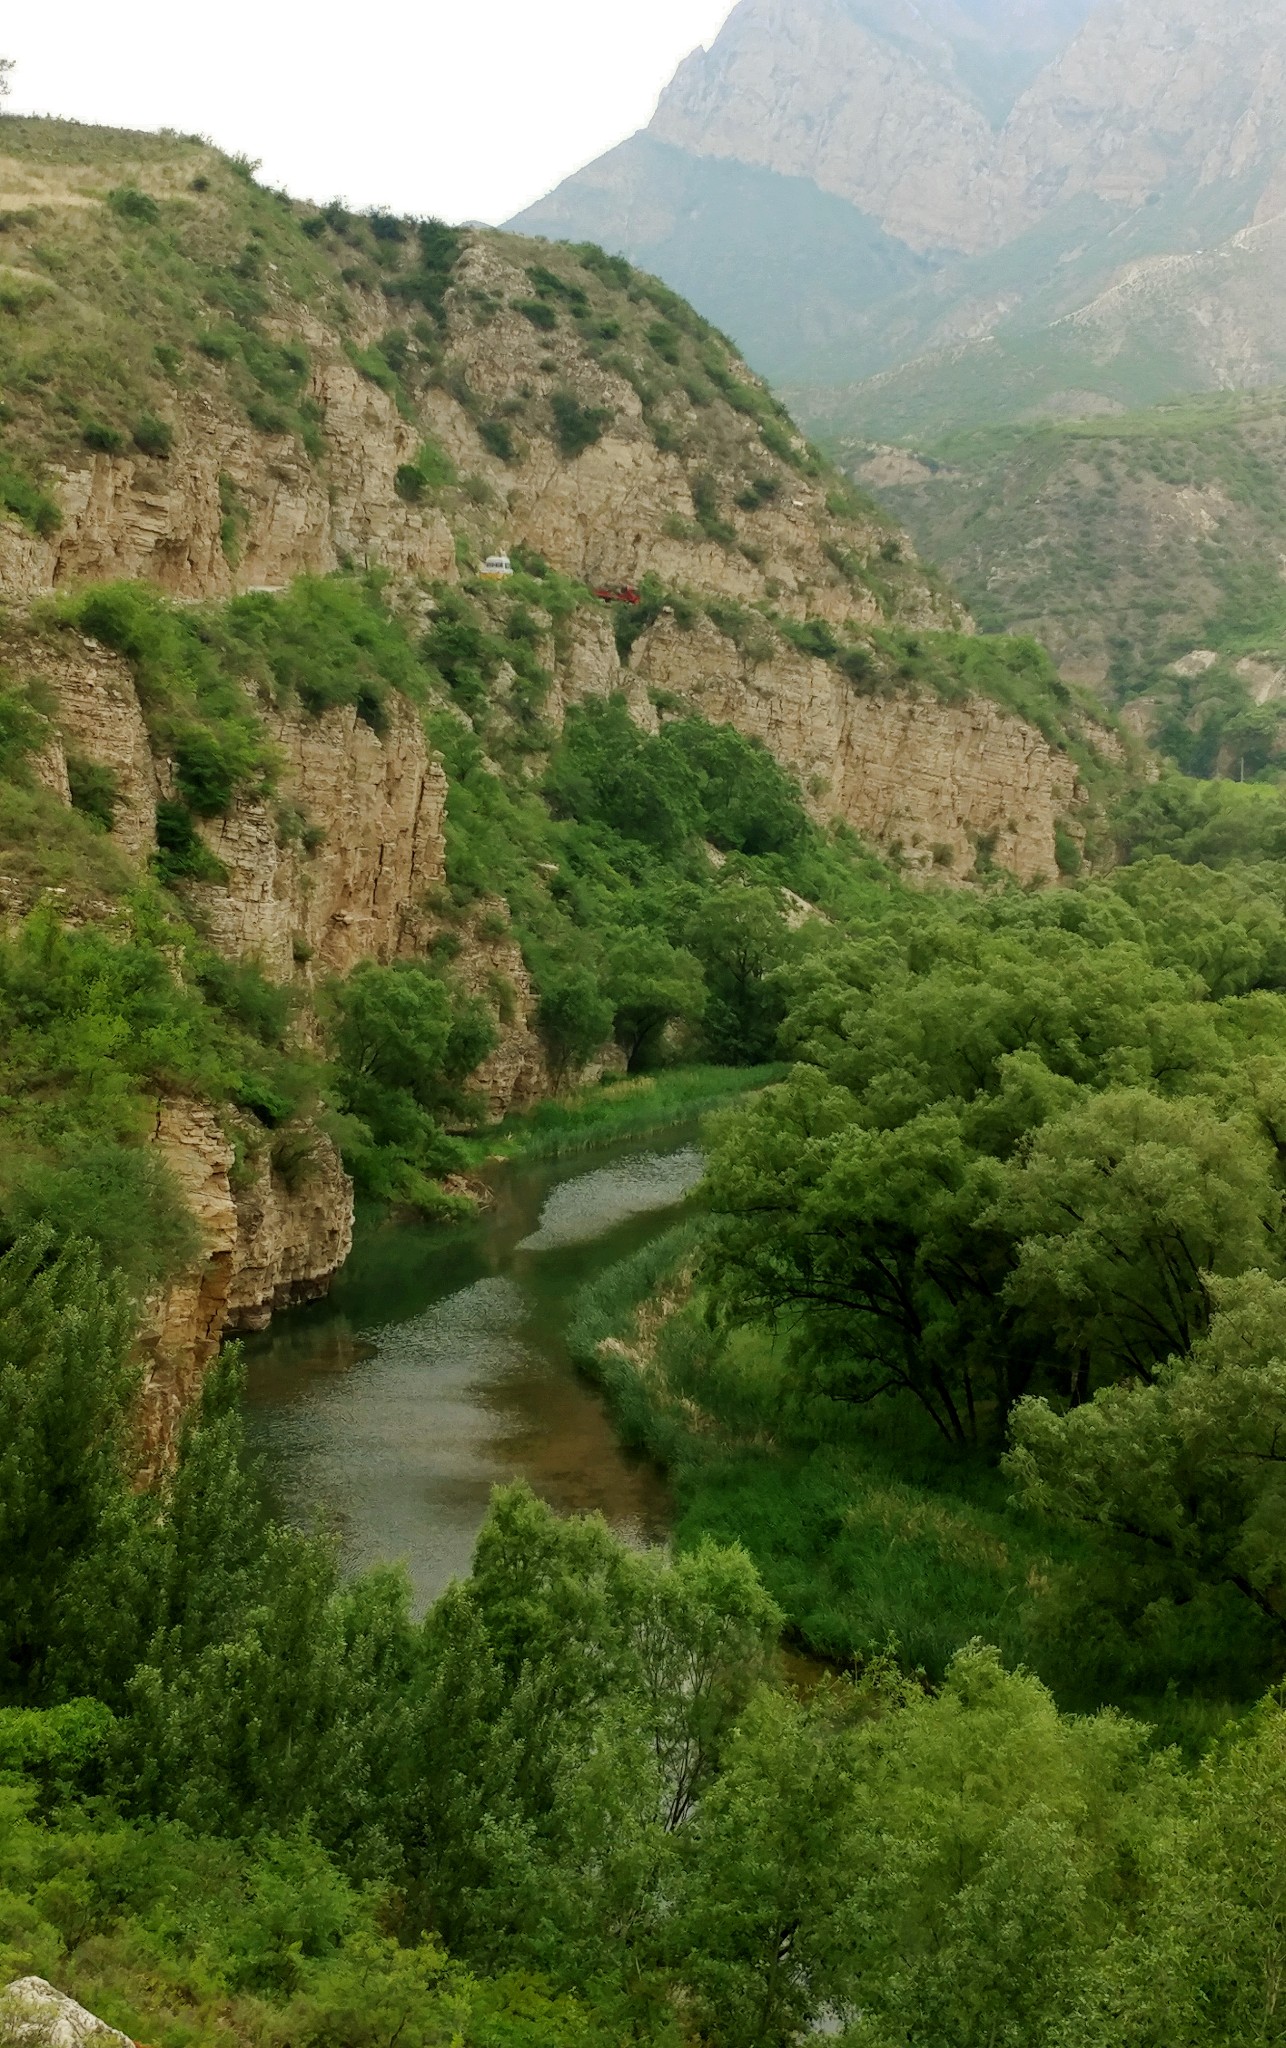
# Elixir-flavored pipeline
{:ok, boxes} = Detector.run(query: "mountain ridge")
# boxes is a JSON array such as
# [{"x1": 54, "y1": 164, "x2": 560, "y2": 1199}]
[{"x1": 513, "y1": 0, "x2": 1286, "y2": 435}]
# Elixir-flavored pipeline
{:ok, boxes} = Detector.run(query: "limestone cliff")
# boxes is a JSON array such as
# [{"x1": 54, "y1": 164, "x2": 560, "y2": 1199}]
[
  {"x1": 648, "y1": 0, "x2": 1286, "y2": 259},
  {"x1": 188, "y1": 693, "x2": 448, "y2": 983},
  {"x1": 630, "y1": 614, "x2": 1087, "y2": 884},
  {"x1": 134, "y1": 1102, "x2": 353, "y2": 1482}
]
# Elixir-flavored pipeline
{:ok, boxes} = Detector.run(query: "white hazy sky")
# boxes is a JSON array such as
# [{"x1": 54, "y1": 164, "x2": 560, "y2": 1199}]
[{"x1": 5, "y1": 0, "x2": 736, "y2": 224}]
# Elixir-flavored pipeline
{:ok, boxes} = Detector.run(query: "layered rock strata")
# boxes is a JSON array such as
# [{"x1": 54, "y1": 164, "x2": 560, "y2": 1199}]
[
  {"x1": 631, "y1": 613, "x2": 1086, "y2": 883},
  {"x1": 136, "y1": 1100, "x2": 353, "y2": 1481},
  {"x1": 189, "y1": 693, "x2": 448, "y2": 981}
]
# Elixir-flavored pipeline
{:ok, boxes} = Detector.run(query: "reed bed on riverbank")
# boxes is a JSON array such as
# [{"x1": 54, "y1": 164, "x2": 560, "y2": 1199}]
[{"x1": 467, "y1": 1063, "x2": 786, "y2": 1164}]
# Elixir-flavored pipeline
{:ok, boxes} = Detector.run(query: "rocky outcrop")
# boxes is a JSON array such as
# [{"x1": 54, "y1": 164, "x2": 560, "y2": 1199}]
[
  {"x1": 225, "y1": 1127, "x2": 354, "y2": 1334},
  {"x1": 190, "y1": 693, "x2": 448, "y2": 982},
  {"x1": 135, "y1": 1101, "x2": 240, "y2": 1480},
  {"x1": 651, "y1": 0, "x2": 1004, "y2": 255},
  {"x1": 0, "y1": 362, "x2": 458, "y2": 606},
  {"x1": 0, "y1": 1979, "x2": 133, "y2": 2048},
  {"x1": 26, "y1": 632, "x2": 159, "y2": 863},
  {"x1": 648, "y1": 0, "x2": 1286, "y2": 258},
  {"x1": 422, "y1": 240, "x2": 921, "y2": 627},
  {"x1": 136, "y1": 1100, "x2": 353, "y2": 1477},
  {"x1": 631, "y1": 613, "x2": 1086, "y2": 883}
]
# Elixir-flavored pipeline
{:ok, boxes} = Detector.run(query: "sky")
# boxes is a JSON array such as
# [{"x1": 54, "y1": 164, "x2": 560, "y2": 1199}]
[{"x1": 4, "y1": 0, "x2": 736, "y2": 225}]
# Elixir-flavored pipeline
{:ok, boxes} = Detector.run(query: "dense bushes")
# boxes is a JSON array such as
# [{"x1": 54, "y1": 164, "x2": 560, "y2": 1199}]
[
  {"x1": 327, "y1": 961, "x2": 496, "y2": 1209},
  {"x1": 13, "y1": 1231, "x2": 1286, "y2": 2043},
  {"x1": 0, "y1": 885, "x2": 317, "y2": 1287},
  {"x1": 551, "y1": 851, "x2": 1286, "y2": 1718}
]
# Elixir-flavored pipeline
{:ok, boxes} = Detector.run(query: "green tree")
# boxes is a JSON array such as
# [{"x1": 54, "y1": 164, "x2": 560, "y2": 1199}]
[
  {"x1": 703, "y1": 1069, "x2": 1020, "y2": 1443},
  {"x1": 659, "y1": 720, "x2": 807, "y2": 856},
  {"x1": 546, "y1": 697, "x2": 701, "y2": 854},
  {"x1": 684, "y1": 880, "x2": 794, "y2": 1065},
  {"x1": 1000, "y1": 1089, "x2": 1280, "y2": 1394},
  {"x1": 604, "y1": 931, "x2": 704, "y2": 1070},
  {"x1": 535, "y1": 967, "x2": 613, "y2": 1083},
  {"x1": 670, "y1": 1685, "x2": 865, "y2": 2048},
  {"x1": 1008, "y1": 1271, "x2": 1286, "y2": 1647},
  {"x1": 0, "y1": 1232, "x2": 137, "y2": 1703},
  {"x1": 329, "y1": 962, "x2": 496, "y2": 1202},
  {"x1": 848, "y1": 1646, "x2": 1172, "y2": 2048}
]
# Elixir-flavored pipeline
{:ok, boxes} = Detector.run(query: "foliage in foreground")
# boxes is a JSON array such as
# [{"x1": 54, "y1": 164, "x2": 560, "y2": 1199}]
[{"x1": 10, "y1": 1231, "x2": 1286, "y2": 2045}]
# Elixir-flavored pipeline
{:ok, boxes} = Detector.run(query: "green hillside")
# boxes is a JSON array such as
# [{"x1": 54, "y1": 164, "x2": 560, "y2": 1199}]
[
  {"x1": 510, "y1": 134, "x2": 929, "y2": 386},
  {"x1": 857, "y1": 388, "x2": 1286, "y2": 777}
]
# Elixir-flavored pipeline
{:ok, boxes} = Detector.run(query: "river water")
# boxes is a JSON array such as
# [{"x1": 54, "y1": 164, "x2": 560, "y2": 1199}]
[{"x1": 242, "y1": 1130, "x2": 702, "y2": 1608}]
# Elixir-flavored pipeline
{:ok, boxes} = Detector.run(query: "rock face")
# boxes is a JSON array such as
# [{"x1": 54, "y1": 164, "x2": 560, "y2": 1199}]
[
  {"x1": 189, "y1": 693, "x2": 448, "y2": 982},
  {"x1": 0, "y1": 361, "x2": 458, "y2": 607},
  {"x1": 648, "y1": 0, "x2": 1286, "y2": 258},
  {"x1": 517, "y1": 0, "x2": 1286, "y2": 426},
  {"x1": 632, "y1": 614, "x2": 1086, "y2": 882},
  {"x1": 136, "y1": 1099, "x2": 353, "y2": 1479},
  {"x1": 0, "y1": 1979, "x2": 133, "y2": 2048}
]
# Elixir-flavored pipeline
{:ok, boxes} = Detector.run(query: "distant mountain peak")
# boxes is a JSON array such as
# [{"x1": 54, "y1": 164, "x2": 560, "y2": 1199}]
[{"x1": 511, "y1": 0, "x2": 1286, "y2": 432}]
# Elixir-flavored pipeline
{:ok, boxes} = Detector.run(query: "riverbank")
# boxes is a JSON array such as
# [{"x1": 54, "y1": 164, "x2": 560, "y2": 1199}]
[
  {"x1": 564, "y1": 1223, "x2": 1243, "y2": 1749},
  {"x1": 461, "y1": 1063, "x2": 785, "y2": 1168}
]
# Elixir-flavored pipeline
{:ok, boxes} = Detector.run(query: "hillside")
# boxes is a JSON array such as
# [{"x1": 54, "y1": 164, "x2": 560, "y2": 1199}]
[
  {"x1": 514, "y1": 0, "x2": 1286, "y2": 434},
  {"x1": 0, "y1": 114, "x2": 1121, "y2": 1463},
  {"x1": 857, "y1": 389, "x2": 1286, "y2": 776}
]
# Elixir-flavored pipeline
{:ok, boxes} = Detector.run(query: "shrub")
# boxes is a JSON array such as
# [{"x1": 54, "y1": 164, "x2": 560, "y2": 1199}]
[
  {"x1": 0, "y1": 681, "x2": 45, "y2": 779},
  {"x1": 65, "y1": 755, "x2": 118, "y2": 831},
  {"x1": 382, "y1": 217, "x2": 462, "y2": 326},
  {"x1": 153, "y1": 800, "x2": 228, "y2": 884},
  {"x1": 82, "y1": 420, "x2": 126, "y2": 456},
  {"x1": 478, "y1": 418, "x2": 517, "y2": 462},
  {"x1": 400, "y1": 436, "x2": 456, "y2": 494},
  {"x1": 246, "y1": 398, "x2": 289, "y2": 435},
  {"x1": 647, "y1": 320, "x2": 682, "y2": 364},
  {"x1": 515, "y1": 298, "x2": 558, "y2": 331},
  {"x1": 691, "y1": 473, "x2": 736, "y2": 547},
  {"x1": 837, "y1": 645, "x2": 876, "y2": 687},
  {"x1": 0, "y1": 462, "x2": 61, "y2": 536},
  {"x1": 106, "y1": 186, "x2": 160, "y2": 225},
  {"x1": 132, "y1": 409, "x2": 173, "y2": 458},
  {"x1": 573, "y1": 242, "x2": 633, "y2": 288},
  {"x1": 737, "y1": 476, "x2": 781, "y2": 510},
  {"x1": 780, "y1": 618, "x2": 840, "y2": 660},
  {"x1": 551, "y1": 391, "x2": 612, "y2": 459}
]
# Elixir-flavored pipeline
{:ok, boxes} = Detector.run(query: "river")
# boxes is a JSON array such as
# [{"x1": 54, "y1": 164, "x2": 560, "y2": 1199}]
[{"x1": 242, "y1": 1129, "x2": 702, "y2": 1608}]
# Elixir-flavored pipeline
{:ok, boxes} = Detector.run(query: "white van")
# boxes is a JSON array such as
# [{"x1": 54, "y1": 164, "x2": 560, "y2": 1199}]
[{"x1": 480, "y1": 553, "x2": 514, "y2": 580}]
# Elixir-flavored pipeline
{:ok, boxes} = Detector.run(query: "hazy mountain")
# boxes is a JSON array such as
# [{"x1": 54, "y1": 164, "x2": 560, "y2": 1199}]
[{"x1": 511, "y1": 0, "x2": 1286, "y2": 434}]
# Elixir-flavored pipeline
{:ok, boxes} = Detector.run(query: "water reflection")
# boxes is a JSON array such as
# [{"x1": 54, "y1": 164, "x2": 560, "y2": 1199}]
[
  {"x1": 518, "y1": 1147, "x2": 703, "y2": 1250},
  {"x1": 242, "y1": 1131, "x2": 704, "y2": 1608}
]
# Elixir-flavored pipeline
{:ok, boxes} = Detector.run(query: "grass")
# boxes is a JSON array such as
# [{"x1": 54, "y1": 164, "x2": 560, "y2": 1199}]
[
  {"x1": 566, "y1": 1224, "x2": 1270, "y2": 1735},
  {"x1": 865, "y1": 384, "x2": 1286, "y2": 778},
  {"x1": 462, "y1": 1064, "x2": 785, "y2": 1165}
]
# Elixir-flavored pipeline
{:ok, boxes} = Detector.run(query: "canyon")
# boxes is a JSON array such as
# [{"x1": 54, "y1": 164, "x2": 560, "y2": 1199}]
[{"x1": 0, "y1": 119, "x2": 1114, "y2": 1453}]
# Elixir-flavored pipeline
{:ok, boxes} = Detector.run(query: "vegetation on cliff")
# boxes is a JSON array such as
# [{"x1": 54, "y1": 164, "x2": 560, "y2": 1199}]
[{"x1": 862, "y1": 389, "x2": 1286, "y2": 779}]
